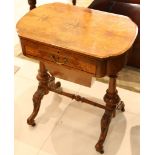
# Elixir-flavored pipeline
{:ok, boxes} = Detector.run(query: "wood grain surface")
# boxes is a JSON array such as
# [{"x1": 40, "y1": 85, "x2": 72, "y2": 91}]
[{"x1": 17, "y1": 2, "x2": 138, "y2": 59}]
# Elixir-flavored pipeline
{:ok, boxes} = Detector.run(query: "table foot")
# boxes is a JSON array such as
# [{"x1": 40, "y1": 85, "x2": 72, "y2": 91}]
[
  {"x1": 27, "y1": 118, "x2": 36, "y2": 126},
  {"x1": 95, "y1": 143, "x2": 104, "y2": 154}
]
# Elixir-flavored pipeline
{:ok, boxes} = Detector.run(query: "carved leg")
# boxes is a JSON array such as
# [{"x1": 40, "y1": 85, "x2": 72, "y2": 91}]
[
  {"x1": 95, "y1": 75, "x2": 120, "y2": 153},
  {"x1": 27, "y1": 62, "x2": 49, "y2": 126}
]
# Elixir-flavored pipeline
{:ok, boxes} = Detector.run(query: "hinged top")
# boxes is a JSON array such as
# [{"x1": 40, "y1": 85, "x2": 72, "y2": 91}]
[{"x1": 16, "y1": 2, "x2": 138, "y2": 59}]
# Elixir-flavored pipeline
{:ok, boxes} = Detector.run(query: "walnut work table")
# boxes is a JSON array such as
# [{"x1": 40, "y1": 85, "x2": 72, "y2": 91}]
[{"x1": 16, "y1": 3, "x2": 138, "y2": 154}]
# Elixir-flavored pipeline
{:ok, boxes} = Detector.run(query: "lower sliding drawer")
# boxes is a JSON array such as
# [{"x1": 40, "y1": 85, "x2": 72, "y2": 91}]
[{"x1": 45, "y1": 61, "x2": 95, "y2": 87}]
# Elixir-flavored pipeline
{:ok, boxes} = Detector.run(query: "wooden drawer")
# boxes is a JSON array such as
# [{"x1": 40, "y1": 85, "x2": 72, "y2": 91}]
[
  {"x1": 20, "y1": 38, "x2": 97, "y2": 75},
  {"x1": 45, "y1": 61, "x2": 94, "y2": 87}
]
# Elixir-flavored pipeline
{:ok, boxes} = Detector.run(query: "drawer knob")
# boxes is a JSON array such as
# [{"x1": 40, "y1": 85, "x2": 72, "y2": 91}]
[{"x1": 51, "y1": 55, "x2": 67, "y2": 65}]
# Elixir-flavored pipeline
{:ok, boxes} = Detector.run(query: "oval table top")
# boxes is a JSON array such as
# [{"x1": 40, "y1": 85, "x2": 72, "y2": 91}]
[{"x1": 16, "y1": 2, "x2": 138, "y2": 59}]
